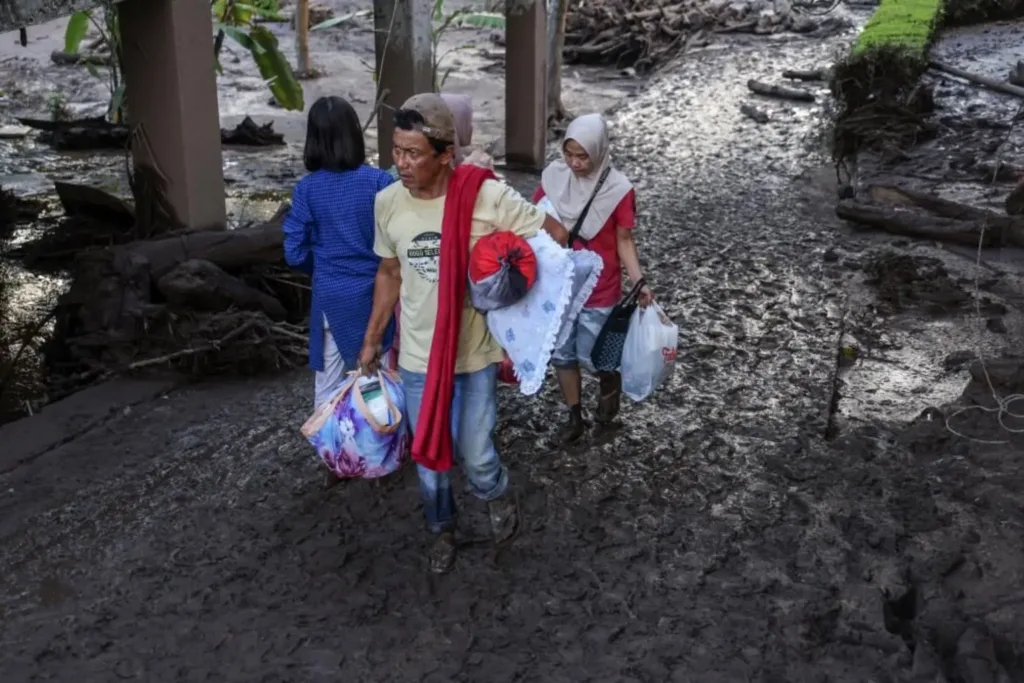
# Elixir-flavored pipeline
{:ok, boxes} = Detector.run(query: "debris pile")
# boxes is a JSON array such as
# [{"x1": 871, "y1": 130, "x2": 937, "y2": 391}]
[
  {"x1": 5, "y1": 175, "x2": 311, "y2": 401},
  {"x1": 564, "y1": 0, "x2": 831, "y2": 71},
  {"x1": 43, "y1": 204, "x2": 310, "y2": 392}
]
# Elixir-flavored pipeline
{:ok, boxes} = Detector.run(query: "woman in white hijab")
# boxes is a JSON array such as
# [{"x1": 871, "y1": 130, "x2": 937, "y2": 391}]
[{"x1": 533, "y1": 113, "x2": 653, "y2": 445}]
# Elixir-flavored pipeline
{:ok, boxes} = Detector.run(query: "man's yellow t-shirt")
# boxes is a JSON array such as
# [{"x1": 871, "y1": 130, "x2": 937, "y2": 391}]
[{"x1": 374, "y1": 179, "x2": 546, "y2": 375}]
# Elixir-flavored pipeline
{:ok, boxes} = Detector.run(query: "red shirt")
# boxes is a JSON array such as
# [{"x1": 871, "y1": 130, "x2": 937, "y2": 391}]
[{"x1": 532, "y1": 186, "x2": 636, "y2": 308}]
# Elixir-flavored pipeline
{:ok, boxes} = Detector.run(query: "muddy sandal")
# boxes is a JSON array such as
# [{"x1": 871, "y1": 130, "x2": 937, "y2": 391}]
[
  {"x1": 595, "y1": 372, "x2": 622, "y2": 425},
  {"x1": 488, "y1": 491, "x2": 521, "y2": 547},
  {"x1": 429, "y1": 531, "x2": 457, "y2": 574}
]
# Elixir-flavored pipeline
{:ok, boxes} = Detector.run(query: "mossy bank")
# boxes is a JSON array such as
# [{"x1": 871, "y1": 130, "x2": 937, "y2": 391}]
[
  {"x1": 830, "y1": 0, "x2": 1024, "y2": 161},
  {"x1": 830, "y1": 0, "x2": 945, "y2": 160}
]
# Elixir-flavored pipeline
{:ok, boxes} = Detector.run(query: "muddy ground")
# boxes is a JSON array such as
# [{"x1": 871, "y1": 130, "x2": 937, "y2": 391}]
[{"x1": 2, "y1": 11, "x2": 1024, "y2": 683}]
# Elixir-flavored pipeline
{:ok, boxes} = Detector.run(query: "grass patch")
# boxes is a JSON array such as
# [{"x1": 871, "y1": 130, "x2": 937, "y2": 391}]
[
  {"x1": 830, "y1": 0, "x2": 945, "y2": 161},
  {"x1": 853, "y1": 0, "x2": 943, "y2": 55},
  {"x1": 831, "y1": 0, "x2": 1024, "y2": 161}
]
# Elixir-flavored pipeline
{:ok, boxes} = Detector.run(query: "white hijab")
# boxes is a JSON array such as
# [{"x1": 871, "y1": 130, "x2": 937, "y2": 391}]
[{"x1": 540, "y1": 113, "x2": 633, "y2": 241}]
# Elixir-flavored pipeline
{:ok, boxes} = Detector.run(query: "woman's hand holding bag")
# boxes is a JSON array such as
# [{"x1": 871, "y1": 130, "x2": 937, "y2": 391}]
[{"x1": 620, "y1": 303, "x2": 678, "y2": 402}]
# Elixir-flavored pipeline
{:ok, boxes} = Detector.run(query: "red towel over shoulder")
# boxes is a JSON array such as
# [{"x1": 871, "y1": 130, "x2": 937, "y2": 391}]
[{"x1": 412, "y1": 164, "x2": 497, "y2": 472}]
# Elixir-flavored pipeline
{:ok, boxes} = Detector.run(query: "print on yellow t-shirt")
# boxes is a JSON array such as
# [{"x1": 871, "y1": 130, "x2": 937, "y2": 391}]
[{"x1": 373, "y1": 179, "x2": 546, "y2": 374}]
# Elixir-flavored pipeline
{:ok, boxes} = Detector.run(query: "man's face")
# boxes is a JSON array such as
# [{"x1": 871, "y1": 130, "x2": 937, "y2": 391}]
[
  {"x1": 393, "y1": 128, "x2": 453, "y2": 191},
  {"x1": 563, "y1": 139, "x2": 592, "y2": 177}
]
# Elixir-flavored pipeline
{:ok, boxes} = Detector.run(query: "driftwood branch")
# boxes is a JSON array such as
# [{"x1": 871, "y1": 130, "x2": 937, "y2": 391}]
[
  {"x1": 114, "y1": 213, "x2": 286, "y2": 279},
  {"x1": 782, "y1": 69, "x2": 826, "y2": 81},
  {"x1": 747, "y1": 79, "x2": 815, "y2": 102},
  {"x1": 837, "y1": 186, "x2": 1024, "y2": 248},
  {"x1": 867, "y1": 185, "x2": 1002, "y2": 222},
  {"x1": 51, "y1": 50, "x2": 111, "y2": 66},
  {"x1": 929, "y1": 60, "x2": 1024, "y2": 100}
]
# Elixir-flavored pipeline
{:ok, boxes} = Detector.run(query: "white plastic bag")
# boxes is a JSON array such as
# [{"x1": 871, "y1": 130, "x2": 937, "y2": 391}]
[{"x1": 620, "y1": 303, "x2": 678, "y2": 402}]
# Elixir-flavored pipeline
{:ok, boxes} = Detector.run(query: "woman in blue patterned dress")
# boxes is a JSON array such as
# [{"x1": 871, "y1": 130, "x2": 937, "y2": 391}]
[{"x1": 283, "y1": 96, "x2": 396, "y2": 408}]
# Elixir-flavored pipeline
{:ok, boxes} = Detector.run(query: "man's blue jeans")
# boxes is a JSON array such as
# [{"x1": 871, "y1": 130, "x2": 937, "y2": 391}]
[{"x1": 400, "y1": 363, "x2": 509, "y2": 533}]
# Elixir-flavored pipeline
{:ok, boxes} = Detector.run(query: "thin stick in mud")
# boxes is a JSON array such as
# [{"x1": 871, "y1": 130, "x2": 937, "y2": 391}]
[
  {"x1": 929, "y1": 60, "x2": 1024, "y2": 100},
  {"x1": 747, "y1": 79, "x2": 816, "y2": 102}
]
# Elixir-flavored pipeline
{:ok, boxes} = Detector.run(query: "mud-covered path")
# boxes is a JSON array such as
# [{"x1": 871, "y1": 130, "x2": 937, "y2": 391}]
[{"x1": 3, "y1": 30, "x2": 1024, "y2": 683}]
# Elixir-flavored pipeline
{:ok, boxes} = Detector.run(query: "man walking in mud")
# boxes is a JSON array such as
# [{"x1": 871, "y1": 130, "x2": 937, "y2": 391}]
[{"x1": 359, "y1": 94, "x2": 568, "y2": 573}]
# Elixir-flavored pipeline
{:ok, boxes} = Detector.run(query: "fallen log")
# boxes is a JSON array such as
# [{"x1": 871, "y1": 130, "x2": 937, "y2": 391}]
[
  {"x1": 50, "y1": 50, "x2": 111, "y2": 66},
  {"x1": 16, "y1": 117, "x2": 129, "y2": 151},
  {"x1": 158, "y1": 259, "x2": 287, "y2": 320},
  {"x1": 51, "y1": 216, "x2": 301, "y2": 379},
  {"x1": 929, "y1": 60, "x2": 1024, "y2": 100},
  {"x1": 867, "y1": 185, "x2": 1004, "y2": 222},
  {"x1": 837, "y1": 200, "x2": 1024, "y2": 247},
  {"x1": 782, "y1": 68, "x2": 826, "y2": 81},
  {"x1": 17, "y1": 116, "x2": 109, "y2": 133},
  {"x1": 114, "y1": 213, "x2": 286, "y2": 279},
  {"x1": 747, "y1": 79, "x2": 815, "y2": 102},
  {"x1": 740, "y1": 103, "x2": 769, "y2": 123},
  {"x1": 18, "y1": 115, "x2": 287, "y2": 150}
]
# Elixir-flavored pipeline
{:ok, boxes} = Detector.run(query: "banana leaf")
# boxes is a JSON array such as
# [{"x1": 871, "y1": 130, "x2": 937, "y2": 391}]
[
  {"x1": 245, "y1": 26, "x2": 304, "y2": 111},
  {"x1": 64, "y1": 11, "x2": 91, "y2": 54}
]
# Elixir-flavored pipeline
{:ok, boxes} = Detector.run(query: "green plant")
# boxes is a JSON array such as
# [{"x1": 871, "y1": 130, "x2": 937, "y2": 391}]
[
  {"x1": 62, "y1": 0, "x2": 304, "y2": 120},
  {"x1": 430, "y1": 0, "x2": 505, "y2": 91},
  {"x1": 64, "y1": 4, "x2": 125, "y2": 123},
  {"x1": 46, "y1": 93, "x2": 72, "y2": 122},
  {"x1": 212, "y1": 0, "x2": 304, "y2": 110}
]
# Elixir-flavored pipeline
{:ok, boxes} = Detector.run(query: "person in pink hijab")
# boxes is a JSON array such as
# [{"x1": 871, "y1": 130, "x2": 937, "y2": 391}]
[{"x1": 440, "y1": 92, "x2": 493, "y2": 169}]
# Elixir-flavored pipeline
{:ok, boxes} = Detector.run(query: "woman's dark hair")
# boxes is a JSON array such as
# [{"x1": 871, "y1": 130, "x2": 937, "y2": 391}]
[
  {"x1": 393, "y1": 108, "x2": 450, "y2": 156},
  {"x1": 303, "y1": 96, "x2": 366, "y2": 172}
]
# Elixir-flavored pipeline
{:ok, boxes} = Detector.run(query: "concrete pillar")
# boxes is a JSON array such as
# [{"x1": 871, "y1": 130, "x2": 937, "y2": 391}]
[
  {"x1": 373, "y1": 0, "x2": 433, "y2": 169},
  {"x1": 505, "y1": 0, "x2": 547, "y2": 170},
  {"x1": 119, "y1": 0, "x2": 227, "y2": 231}
]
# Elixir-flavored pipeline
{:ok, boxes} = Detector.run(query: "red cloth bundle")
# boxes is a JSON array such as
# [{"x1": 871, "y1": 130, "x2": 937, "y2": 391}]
[
  {"x1": 468, "y1": 231, "x2": 538, "y2": 312},
  {"x1": 497, "y1": 354, "x2": 519, "y2": 385}
]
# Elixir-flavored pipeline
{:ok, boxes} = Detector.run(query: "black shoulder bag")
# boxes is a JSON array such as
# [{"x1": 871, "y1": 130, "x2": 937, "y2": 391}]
[
  {"x1": 590, "y1": 278, "x2": 646, "y2": 373},
  {"x1": 566, "y1": 167, "x2": 612, "y2": 248}
]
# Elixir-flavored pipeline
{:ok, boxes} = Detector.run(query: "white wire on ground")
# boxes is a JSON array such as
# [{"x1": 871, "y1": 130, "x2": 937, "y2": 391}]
[
  {"x1": 942, "y1": 221, "x2": 1024, "y2": 445},
  {"x1": 943, "y1": 101, "x2": 1024, "y2": 444}
]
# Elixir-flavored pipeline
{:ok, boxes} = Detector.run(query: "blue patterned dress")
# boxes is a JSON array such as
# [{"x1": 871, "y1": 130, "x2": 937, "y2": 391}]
[{"x1": 283, "y1": 165, "x2": 396, "y2": 371}]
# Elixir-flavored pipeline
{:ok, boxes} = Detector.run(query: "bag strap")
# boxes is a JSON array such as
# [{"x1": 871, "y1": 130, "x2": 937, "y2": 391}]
[
  {"x1": 567, "y1": 166, "x2": 612, "y2": 248},
  {"x1": 350, "y1": 372, "x2": 403, "y2": 435},
  {"x1": 621, "y1": 277, "x2": 646, "y2": 307}
]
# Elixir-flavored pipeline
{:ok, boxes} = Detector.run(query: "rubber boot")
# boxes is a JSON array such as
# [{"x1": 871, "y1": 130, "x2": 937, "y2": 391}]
[
  {"x1": 557, "y1": 404, "x2": 586, "y2": 445},
  {"x1": 596, "y1": 372, "x2": 622, "y2": 425}
]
